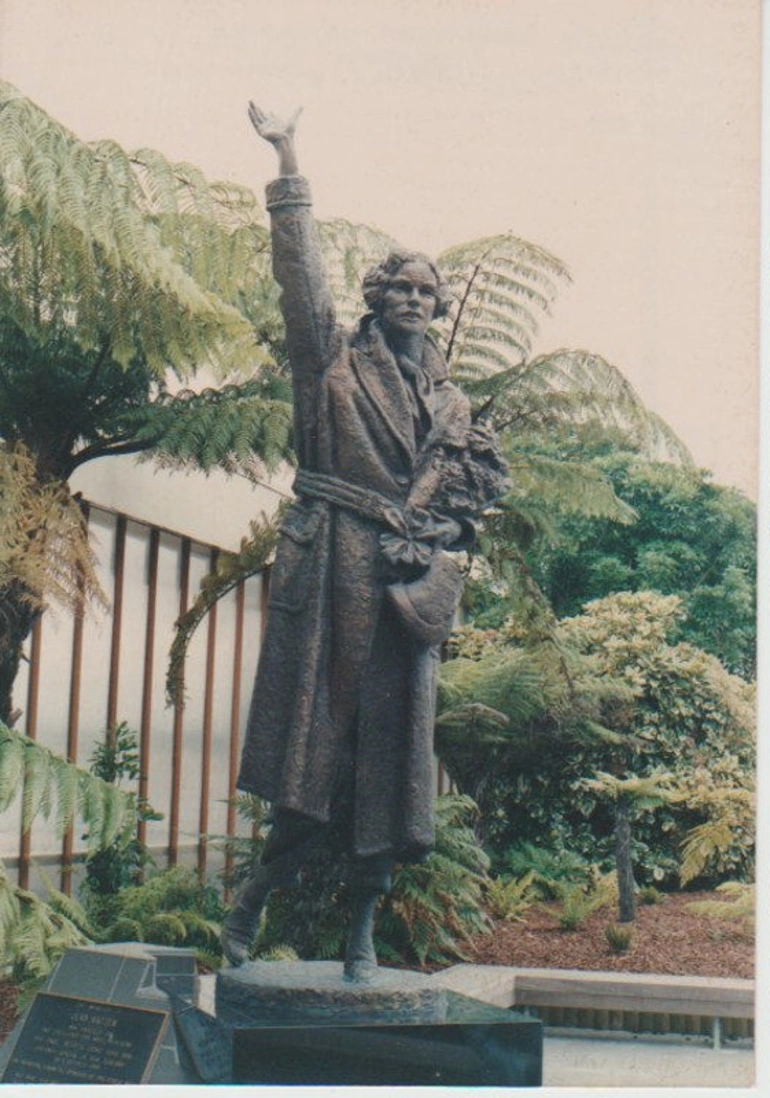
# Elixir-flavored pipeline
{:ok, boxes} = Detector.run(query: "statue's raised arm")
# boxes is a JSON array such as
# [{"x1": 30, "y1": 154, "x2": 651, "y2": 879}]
[{"x1": 248, "y1": 102, "x2": 337, "y2": 468}]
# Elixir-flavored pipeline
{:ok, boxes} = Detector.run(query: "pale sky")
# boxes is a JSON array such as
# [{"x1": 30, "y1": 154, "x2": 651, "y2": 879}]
[{"x1": 0, "y1": 0, "x2": 761, "y2": 496}]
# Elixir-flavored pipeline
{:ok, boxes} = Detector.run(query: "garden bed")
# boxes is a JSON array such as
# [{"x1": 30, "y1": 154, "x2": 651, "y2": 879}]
[{"x1": 462, "y1": 891, "x2": 753, "y2": 980}]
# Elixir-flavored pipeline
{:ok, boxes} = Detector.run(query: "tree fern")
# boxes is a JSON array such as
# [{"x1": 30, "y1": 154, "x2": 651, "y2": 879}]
[
  {"x1": 317, "y1": 218, "x2": 399, "y2": 327},
  {"x1": 130, "y1": 378, "x2": 294, "y2": 479},
  {"x1": 0, "y1": 722, "x2": 135, "y2": 845},
  {"x1": 678, "y1": 785, "x2": 755, "y2": 886},
  {"x1": 0, "y1": 80, "x2": 260, "y2": 378},
  {"x1": 435, "y1": 233, "x2": 570, "y2": 376}
]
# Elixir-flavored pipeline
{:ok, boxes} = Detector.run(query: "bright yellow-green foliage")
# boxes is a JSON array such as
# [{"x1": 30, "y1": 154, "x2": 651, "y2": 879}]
[
  {"x1": 0, "y1": 443, "x2": 105, "y2": 612},
  {"x1": 0, "y1": 862, "x2": 92, "y2": 983},
  {"x1": 0, "y1": 722, "x2": 135, "y2": 845},
  {"x1": 0, "y1": 79, "x2": 262, "y2": 377},
  {"x1": 436, "y1": 232, "x2": 570, "y2": 376},
  {"x1": 484, "y1": 870, "x2": 539, "y2": 922},
  {"x1": 678, "y1": 775, "x2": 755, "y2": 886},
  {"x1": 687, "y1": 881, "x2": 754, "y2": 934}
]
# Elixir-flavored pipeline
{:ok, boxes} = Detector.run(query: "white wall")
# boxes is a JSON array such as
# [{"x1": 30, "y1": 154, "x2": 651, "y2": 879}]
[{"x1": 71, "y1": 454, "x2": 292, "y2": 552}]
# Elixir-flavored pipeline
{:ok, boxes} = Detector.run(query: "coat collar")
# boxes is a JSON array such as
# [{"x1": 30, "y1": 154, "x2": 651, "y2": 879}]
[{"x1": 350, "y1": 316, "x2": 446, "y2": 463}]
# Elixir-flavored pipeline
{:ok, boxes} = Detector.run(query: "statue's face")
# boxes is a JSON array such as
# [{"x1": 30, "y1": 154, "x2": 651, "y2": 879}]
[{"x1": 380, "y1": 260, "x2": 438, "y2": 338}]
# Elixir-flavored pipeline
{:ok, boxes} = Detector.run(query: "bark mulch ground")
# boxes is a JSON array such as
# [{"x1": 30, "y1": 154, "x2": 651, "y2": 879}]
[
  {"x1": 0, "y1": 982, "x2": 19, "y2": 1044},
  {"x1": 463, "y1": 891, "x2": 754, "y2": 980}
]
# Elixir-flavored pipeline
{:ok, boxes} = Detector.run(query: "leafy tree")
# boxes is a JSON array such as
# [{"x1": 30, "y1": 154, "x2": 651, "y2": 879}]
[
  {"x1": 530, "y1": 450, "x2": 756, "y2": 678},
  {"x1": 0, "y1": 80, "x2": 294, "y2": 722},
  {"x1": 438, "y1": 592, "x2": 755, "y2": 887}
]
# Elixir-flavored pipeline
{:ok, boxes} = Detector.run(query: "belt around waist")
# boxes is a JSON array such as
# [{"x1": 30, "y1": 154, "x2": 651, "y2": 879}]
[{"x1": 293, "y1": 469, "x2": 406, "y2": 533}]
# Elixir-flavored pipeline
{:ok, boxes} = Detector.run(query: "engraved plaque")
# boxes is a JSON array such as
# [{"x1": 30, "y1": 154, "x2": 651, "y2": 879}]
[{"x1": 1, "y1": 992, "x2": 169, "y2": 1084}]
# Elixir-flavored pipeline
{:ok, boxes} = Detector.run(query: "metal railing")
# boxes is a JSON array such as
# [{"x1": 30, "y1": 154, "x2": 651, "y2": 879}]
[{"x1": 7, "y1": 501, "x2": 451, "y2": 894}]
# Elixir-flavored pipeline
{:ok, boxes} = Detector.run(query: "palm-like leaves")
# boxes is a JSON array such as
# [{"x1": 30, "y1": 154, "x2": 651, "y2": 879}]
[
  {"x1": 436, "y1": 233, "x2": 570, "y2": 379},
  {"x1": 0, "y1": 81, "x2": 261, "y2": 377},
  {"x1": 166, "y1": 511, "x2": 283, "y2": 707},
  {"x1": 0, "y1": 722, "x2": 135, "y2": 846}
]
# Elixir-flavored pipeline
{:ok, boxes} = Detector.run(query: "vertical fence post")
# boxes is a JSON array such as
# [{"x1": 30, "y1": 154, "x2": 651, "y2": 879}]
[
  {"x1": 197, "y1": 548, "x2": 219, "y2": 879},
  {"x1": 251, "y1": 568, "x2": 270, "y2": 850},
  {"x1": 61, "y1": 505, "x2": 88, "y2": 893},
  {"x1": 168, "y1": 538, "x2": 191, "y2": 867},
  {"x1": 18, "y1": 617, "x2": 42, "y2": 888},
  {"x1": 137, "y1": 528, "x2": 160, "y2": 858},
  {"x1": 106, "y1": 515, "x2": 127, "y2": 736},
  {"x1": 224, "y1": 581, "x2": 246, "y2": 901}
]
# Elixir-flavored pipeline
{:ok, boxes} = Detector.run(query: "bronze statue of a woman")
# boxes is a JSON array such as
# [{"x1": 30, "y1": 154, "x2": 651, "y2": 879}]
[{"x1": 221, "y1": 103, "x2": 508, "y2": 980}]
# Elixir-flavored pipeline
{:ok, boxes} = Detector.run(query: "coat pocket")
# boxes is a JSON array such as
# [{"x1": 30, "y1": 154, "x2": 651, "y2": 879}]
[{"x1": 268, "y1": 502, "x2": 325, "y2": 614}]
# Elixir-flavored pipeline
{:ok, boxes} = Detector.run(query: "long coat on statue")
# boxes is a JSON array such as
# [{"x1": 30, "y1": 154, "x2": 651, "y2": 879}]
[{"x1": 237, "y1": 174, "x2": 507, "y2": 862}]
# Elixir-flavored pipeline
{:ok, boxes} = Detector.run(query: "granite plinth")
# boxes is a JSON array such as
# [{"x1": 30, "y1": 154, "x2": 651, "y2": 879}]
[{"x1": 212, "y1": 960, "x2": 542, "y2": 1086}]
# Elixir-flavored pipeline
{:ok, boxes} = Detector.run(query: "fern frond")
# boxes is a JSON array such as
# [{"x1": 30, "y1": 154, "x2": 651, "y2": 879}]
[
  {"x1": 317, "y1": 218, "x2": 399, "y2": 326},
  {"x1": 166, "y1": 510, "x2": 283, "y2": 706},
  {"x1": 0, "y1": 725, "x2": 135, "y2": 844},
  {"x1": 688, "y1": 882, "x2": 754, "y2": 930},
  {"x1": 0, "y1": 79, "x2": 265, "y2": 385},
  {"x1": 435, "y1": 233, "x2": 570, "y2": 374},
  {"x1": 0, "y1": 858, "x2": 92, "y2": 982},
  {"x1": 0, "y1": 444, "x2": 107, "y2": 613},
  {"x1": 130, "y1": 379, "x2": 294, "y2": 478}
]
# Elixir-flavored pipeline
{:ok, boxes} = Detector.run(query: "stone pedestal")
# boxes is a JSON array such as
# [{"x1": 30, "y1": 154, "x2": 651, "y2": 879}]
[
  {"x1": 0, "y1": 946, "x2": 542, "y2": 1087},
  {"x1": 212, "y1": 959, "x2": 542, "y2": 1086}
]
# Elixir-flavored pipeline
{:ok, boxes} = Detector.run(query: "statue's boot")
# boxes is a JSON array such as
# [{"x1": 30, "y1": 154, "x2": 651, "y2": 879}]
[
  {"x1": 221, "y1": 814, "x2": 321, "y2": 966},
  {"x1": 343, "y1": 890, "x2": 380, "y2": 983},
  {"x1": 220, "y1": 863, "x2": 279, "y2": 966}
]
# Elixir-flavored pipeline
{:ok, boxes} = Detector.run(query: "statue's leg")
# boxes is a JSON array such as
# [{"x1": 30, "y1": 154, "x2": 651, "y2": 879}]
[
  {"x1": 343, "y1": 853, "x2": 393, "y2": 982},
  {"x1": 221, "y1": 810, "x2": 321, "y2": 966}
]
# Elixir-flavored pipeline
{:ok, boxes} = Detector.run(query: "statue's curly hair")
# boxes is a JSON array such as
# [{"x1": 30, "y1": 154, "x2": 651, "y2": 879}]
[{"x1": 362, "y1": 250, "x2": 453, "y2": 320}]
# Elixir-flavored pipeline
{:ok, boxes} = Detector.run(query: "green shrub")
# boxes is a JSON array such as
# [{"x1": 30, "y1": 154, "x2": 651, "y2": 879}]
[
  {"x1": 81, "y1": 723, "x2": 161, "y2": 897},
  {"x1": 555, "y1": 874, "x2": 616, "y2": 931},
  {"x1": 84, "y1": 866, "x2": 226, "y2": 959},
  {"x1": 485, "y1": 871, "x2": 539, "y2": 922},
  {"x1": 605, "y1": 923, "x2": 633, "y2": 953},
  {"x1": 499, "y1": 842, "x2": 593, "y2": 899},
  {"x1": 439, "y1": 593, "x2": 755, "y2": 891},
  {"x1": 638, "y1": 885, "x2": 664, "y2": 905}
]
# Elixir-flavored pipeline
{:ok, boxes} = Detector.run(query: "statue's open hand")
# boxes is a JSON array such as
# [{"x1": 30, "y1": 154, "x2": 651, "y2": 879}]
[{"x1": 247, "y1": 101, "x2": 303, "y2": 145}]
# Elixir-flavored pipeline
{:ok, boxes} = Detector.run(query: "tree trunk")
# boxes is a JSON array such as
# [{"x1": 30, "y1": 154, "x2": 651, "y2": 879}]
[
  {"x1": 0, "y1": 583, "x2": 38, "y2": 727},
  {"x1": 615, "y1": 795, "x2": 636, "y2": 923}
]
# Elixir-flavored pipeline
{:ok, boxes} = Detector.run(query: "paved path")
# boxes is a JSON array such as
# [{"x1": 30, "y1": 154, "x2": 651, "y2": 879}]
[{"x1": 543, "y1": 1033, "x2": 754, "y2": 1088}]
